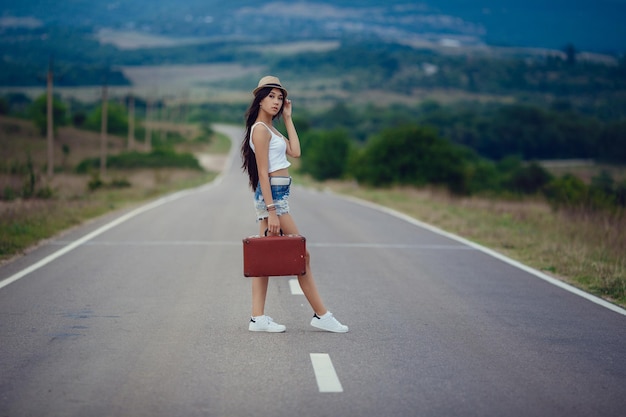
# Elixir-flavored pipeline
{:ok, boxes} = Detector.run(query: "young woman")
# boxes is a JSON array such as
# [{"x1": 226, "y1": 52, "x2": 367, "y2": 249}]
[{"x1": 241, "y1": 75, "x2": 348, "y2": 333}]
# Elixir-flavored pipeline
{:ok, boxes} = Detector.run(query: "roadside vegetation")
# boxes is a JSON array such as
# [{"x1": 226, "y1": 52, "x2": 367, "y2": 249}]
[{"x1": 0, "y1": 112, "x2": 227, "y2": 264}]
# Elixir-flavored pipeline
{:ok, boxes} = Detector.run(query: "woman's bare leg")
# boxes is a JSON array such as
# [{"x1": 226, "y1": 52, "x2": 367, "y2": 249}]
[
  {"x1": 251, "y1": 276, "x2": 269, "y2": 316},
  {"x1": 251, "y1": 219, "x2": 270, "y2": 317},
  {"x1": 277, "y1": 214, "x2": 328, "y2": 316}
]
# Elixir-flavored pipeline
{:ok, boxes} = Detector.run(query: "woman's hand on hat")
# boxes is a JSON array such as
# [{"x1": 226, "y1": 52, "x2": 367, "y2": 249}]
[{"x1": 283, "y1": 99, "x2": 292, "y2": 118}]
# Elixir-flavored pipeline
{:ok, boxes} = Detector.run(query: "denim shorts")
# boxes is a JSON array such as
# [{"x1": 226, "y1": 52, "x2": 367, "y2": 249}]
[{"x1": 254, "y1": 177, "x2": 291, "y2": 220}]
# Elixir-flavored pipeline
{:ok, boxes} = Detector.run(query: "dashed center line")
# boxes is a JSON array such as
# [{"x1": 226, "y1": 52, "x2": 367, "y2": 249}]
[
  {"x1": 310, "y1": 353, "x2": 343, "y2": 393},
  {"x1": 289, "y1": 279, "x2": 304, "y2": 295}
]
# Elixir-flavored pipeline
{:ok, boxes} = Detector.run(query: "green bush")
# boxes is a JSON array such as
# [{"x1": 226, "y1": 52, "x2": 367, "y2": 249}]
[
  {"x1": 76, "y1": 149, "x2": 202, "y2": 173},
  {"x1": 83, "y1": 101, "x2": 128, "y2": 135},
  {"x1": 28, "y1": 94, "x2": 68, "y2": 136},
  {"x1": 464, "y1": 159, "x2": 501, "y2": 195},
  {"x1": 86, "y1": 173, "x2": 131, "y2": 191},
  {"x1": 110, "y1": 177, "x2": 131, "y2": 188},
  {"x1": 506, "y1": 161, "x2": 553, "y2": 194},
  {"x1": 598, "y1": 121, "x2": 626, "y2": 163},
  {"x1": 300, "y1": 129, "x2": 352, "y2": 181},
  {"x1": 35, "y1": 186, "x2": 54, "y2": 199},
  {"x1": 72, "y1": 111, "x2": 87, "y2": 127},
  {"x1": 351, "y1": 124, "x2": 467, "y2": 193},
  {"x1": 543, "y1": 174, "x2": 588, "y2": 210},
  {"x1": 88, "y1": 173, "x2": 104, "y2": 191},
  {"x1": 544, "y1": 171, "x2": 626, "y2": 212},
  {"x1": 2, "y1": 186, "x2": 17, "y2": 201},
  {"x1": 616, "y1": 181, "x2": 626, "y2": 207},
  {"x1": 0, "y1": 97, "x2": 8, "y2": 115}
]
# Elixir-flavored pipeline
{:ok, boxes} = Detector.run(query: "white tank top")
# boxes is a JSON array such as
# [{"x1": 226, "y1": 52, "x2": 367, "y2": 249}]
[{"x1": 249, "y1": 122, "x2": 291, "y2": 173}]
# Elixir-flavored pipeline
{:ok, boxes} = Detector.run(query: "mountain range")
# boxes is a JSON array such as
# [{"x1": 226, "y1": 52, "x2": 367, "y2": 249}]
[{"x1": 1, "y1": 0, "x2": 625, "y2": 53}]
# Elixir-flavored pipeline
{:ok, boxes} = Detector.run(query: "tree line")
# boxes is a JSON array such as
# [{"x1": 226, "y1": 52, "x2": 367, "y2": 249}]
[
  {"x1": 295, "y1": 99, "x2": 626, "y2": 164},
  {"x1": 296, "y1": 122, "x2": 626, "y2": 212}
]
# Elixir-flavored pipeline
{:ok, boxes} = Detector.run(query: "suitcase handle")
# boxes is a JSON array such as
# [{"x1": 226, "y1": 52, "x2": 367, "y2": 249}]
[{"x1": 264, "y1": 228, "x2": 284, "y2": 236}]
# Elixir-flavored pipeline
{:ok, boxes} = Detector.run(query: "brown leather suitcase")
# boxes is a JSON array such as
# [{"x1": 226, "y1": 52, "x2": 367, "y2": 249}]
[{"x1": 242, "y1": 233, "x2": 306, "y2": 277}]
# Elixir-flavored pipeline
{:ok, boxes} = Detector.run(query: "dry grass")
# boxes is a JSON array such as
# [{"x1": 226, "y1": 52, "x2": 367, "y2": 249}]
[
  {"x1": 0, "y1": 116, "x2": 222, "y2": 263},
  {"x1": 120, "y1": 64, "x2": 263, "y2": 89},
  {"x1": 96, "y1": 28, "x2": 209, "y2": 50},
  {"x1": 254, "y1": 41, "x2": 340, "y2": 54},
  {"x1": 0, "y1": 115, "x2": 126, "y2": 170},
  {"x1": 1, "y1": 62, "x2": 520, "y2": 110},
  {"x1": 541, "y1": 160, "x2": 626, "y2": 183}
]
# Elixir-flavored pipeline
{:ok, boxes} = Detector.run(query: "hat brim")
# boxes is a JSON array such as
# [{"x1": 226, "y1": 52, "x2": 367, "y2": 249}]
[{"x1": 253, "y1": 84, "x2": 288, "y2": 97}]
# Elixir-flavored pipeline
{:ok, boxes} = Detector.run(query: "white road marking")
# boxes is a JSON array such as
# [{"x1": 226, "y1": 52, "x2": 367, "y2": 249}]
[
  {"x1": 310, "y1": 353, "x2": 343, "y2": 393},
  {"x1": 0, "y1": 184, "x2": 221, "y2": 292},
  {"x1": 289, "y1": 278, "x2": 304, "y2": 295}
]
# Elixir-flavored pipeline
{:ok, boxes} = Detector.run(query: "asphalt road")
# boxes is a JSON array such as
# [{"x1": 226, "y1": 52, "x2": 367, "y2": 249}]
[{"x1": 1, "y1": 124, "x2": 625, "y2": 417}]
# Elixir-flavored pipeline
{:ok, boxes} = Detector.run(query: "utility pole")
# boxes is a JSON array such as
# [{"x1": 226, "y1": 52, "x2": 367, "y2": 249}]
[
  {"x1": 127, "y1": 93, "x2": 135, "y2": 150},
  {"x1": 100, "y1": 81, "x2": 108, "y2": 177},
  {"x1": 160, "y1": 100, "x2": 166, "y2": 143},
  {"x1": 145, "y1": 98, "x2": 152, "y2": 152},
  {"x1": 46, "y1": 56, "x2": 54, "y2": 177},
  {"x1": 180, "y1": 91, "x2": 189, "y2": 123}
]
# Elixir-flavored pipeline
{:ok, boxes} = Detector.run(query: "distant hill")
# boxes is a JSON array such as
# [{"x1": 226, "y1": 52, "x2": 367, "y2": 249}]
[{"x1": 1, "y1": 0, "x2": 625, "y2": 53}]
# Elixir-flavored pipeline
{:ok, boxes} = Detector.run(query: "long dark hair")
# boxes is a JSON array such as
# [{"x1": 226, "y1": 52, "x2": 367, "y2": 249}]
[{"x1": 241, "y1": 87, "x2": 285, "y2": 190}]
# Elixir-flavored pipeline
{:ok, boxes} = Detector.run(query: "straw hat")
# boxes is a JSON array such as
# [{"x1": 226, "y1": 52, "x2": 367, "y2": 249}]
[{"x1": 253, "y1": 75, "x2": 288, "y2": 97}]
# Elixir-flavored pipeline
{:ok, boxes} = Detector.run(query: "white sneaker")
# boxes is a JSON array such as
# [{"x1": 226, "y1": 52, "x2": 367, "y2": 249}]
[
  {"x1": 249, "y1": 315, "x2": 286, "y2": 333},
  {"x1": 310, "y1": 312, "x2": 349, "y2": 333}
]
